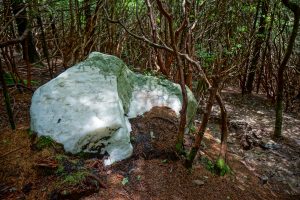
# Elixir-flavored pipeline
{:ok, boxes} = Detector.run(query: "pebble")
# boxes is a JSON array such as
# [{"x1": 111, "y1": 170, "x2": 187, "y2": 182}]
[
  {"x1": 259, "y1": 175, "x2": 268, "y2": 185},
  {"x1": 192, "y1": 180, "x2": 205, "y2": 186}
]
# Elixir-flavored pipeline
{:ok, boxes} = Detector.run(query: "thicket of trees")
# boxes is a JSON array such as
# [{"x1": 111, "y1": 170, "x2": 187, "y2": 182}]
[{"x1": 0, "y1": 0, "x2": 299, "y2": 168}]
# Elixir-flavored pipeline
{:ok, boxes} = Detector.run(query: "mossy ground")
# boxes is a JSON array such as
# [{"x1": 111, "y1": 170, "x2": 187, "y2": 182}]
[{"x1": 200, "y1": 156, "x2": 231, "y2": 176}]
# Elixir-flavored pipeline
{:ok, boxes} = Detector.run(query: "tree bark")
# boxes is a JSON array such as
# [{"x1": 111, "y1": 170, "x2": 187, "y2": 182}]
[
  {"x1": 186, "y1": 78, "x2": 219, "y2": 168},
  {"x1": 0, "y1": 59, "x2": 16, "y2": 130},
  {"x1": 11, "y1": 0, "x2": 39, "y2": 63},
  {"x1": 36, "y1": 13, "x2": 52, "y2": 78},
  {"x1": 245, "y1": 0, "x2": 269, "y2": 94},
  {"x1": 216, "y1": 94, "x2": 229, "y2": 160},
  {"x1": 274, "y1": 0, "x2": 300, "y2": 138}
]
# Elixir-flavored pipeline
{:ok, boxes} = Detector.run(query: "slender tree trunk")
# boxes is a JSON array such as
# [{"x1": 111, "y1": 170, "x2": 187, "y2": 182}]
[
  {"x1": 84, "y1": 0, "x2": 91, "y2": 33},
  {"x1": 274, "y1": 0, "x2": 300, "y2": 138},
  {"x1": 69, "y1": 0, "x2": 75, "y2": 36},
  {"x1": 245, "y1": 0, "x2": 269, "y2": 94},
  {"x1": 175, "y1": 57, "x2": 188, "y2": 153},
  {"x1": 145, "y1": 0, "x2": 169, "y2": 76},
  {"x1": 186, "y1": 78, "x2": 219, "y2": 168},
  {"x1": 75, "y1": 0, "x2": 81, "y2": 34},
  {"x1": 83, "y1": 0, "x2": 103, "y2": 56},
  {"x1": 50, "y1": 14, "x2": 66, "y2": 70},
  {"x1": 0, "y1": 59, "x2": 16, "y2": 130},
  {"x1": 11, "y1": 0, "x2": 39, "y2": 63},
  {"x1": 256, "y1": 4, "x2": 275, "y2": 94},
  {"x1": 36, "y1": 13, "x2": 53, "y2": 78},
  {"x1": 216, "y1": 94, "x2": 229, "y2": 160},
  {"x1": 24, "y1": 39, "x2": 32, "y2": 88},
  {"x1": 241, "y1": 0, "x2": 260, "y2": 94}
]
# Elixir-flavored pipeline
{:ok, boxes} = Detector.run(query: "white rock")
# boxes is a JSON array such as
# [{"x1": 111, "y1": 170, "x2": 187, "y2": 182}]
[
  {"x1": 192, "y1": 180, "x2": 205, "y2": 186},
  {"x1": 30, "y1": 52, "x2": 197, "y2": 165}
]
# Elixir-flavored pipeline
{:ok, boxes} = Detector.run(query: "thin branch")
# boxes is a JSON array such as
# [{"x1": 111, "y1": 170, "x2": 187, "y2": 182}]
[{"x1": 0, "y1": 29, "x2": 29, "y2": 48}]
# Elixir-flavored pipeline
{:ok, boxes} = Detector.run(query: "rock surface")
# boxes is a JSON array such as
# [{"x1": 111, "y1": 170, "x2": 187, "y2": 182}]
[{"x1": 30, "y1": 52, "x2": 197, "y2": 165}]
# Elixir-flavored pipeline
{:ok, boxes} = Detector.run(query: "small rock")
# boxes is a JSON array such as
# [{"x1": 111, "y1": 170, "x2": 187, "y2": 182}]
[
  {"x1": 253, "y1": 129, "x2": 263, "y2": 139},
  {"x1": 192, "y1": 180, "x2": 205, "y2": 186},
  {"x1": 150, "y1": 131, "x2": 155, "y2": 139},
  {"x1": 257, "y1": 111, "x2": 264, "y2": 115},
  {"x1": 259, "y1": 175, "x2": 268, "y2": 185},
  {"x1": 9, "y1": 187, "x2": 17, "y2": 192},
  {"x1": 260, "y1": 139, "x2": 280, "y2": 150},
  {"x1": 237, "y1": 185, "x2": 245, "y2": 191}
]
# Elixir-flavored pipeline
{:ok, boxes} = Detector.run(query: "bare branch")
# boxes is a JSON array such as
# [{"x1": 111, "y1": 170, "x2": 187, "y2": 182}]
[{"x1": 0, "y1": 29, "x2": 29, "y2": 48}]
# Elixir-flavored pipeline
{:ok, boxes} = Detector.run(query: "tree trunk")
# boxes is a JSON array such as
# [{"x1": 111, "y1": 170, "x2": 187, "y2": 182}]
[
  {"x1": 36, "y1": 13, "x2": 53, "y2": 78},
  {"x1": 186, "y1": 78, "x2": 219, "y2": 168},
  {"x1": 241, "y1": 0, "x2": 261, "y2": 94},
  {"x1": 69, "y1": 0, "x2": 75, "y2": 36},
  {"x1": 175, "y1": 57, "x2": 188, "y2": 153},
  {"x1": 11, "y1": 0, "x2": 39, "y2": 63},
  {"x1": 256, "y1": 2, "x2": 276, "y2": 94},
  {"x1": 75, "y1": 0, "x2": 81, "y2": 34},
  {"x1": 245, "y1": 0, "x2": 269, "y2": 94},
  {"x1": 274, "y1": 0, "x2": 300, "y2": 138},
  {"x1": 0, "y1": 59, "x2": 16, "y2": 130},
  {"x1": 216, "y1": 94, "x2": 229, "y2": 160}
]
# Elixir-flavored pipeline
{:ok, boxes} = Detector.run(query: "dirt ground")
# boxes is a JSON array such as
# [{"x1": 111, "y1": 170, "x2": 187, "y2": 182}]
[{"x1": 1, "y1": 78, "x2": 299, "y2": 199}]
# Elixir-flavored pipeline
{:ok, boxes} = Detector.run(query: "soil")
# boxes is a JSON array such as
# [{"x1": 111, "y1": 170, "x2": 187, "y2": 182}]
[{"x1": 1, "y1": 70, "x2": 299, "y2": 199}]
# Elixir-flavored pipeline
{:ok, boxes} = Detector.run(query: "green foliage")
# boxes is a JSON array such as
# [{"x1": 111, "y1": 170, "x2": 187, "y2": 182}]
[
  {"x1": 3, "y1": 72, "x2": 39, "y2": 86},
  {"x1": 224, "y1": 43, "x2": 243, "y2": 56},
  {"x1": 189, "y1": 125, "x2": 196, "y2": 134},
  {"x1": 196, "y1": 47, "x2": 216, "y2": 67},
  {"x1": 200, "y1": 156, "x2": 231, "y2": 176},
  {"x1": 27, "y1": 128, "x2": 35, "y2": 140},
  {"x1": 237, "y1": 26, "x2": 247, "y2": 33},
  {"x1": 215, "y1": 158, "x2": 231, "y2": 176},
  {"x1": 56, "y1": 164, "x2": 65, "y2": 175},
  {"x1": 3, "y1": 72, "x2": 15, "y2": 85},
  {"x1": 23, "y1": 79, "x2": 39, "y2": 86},
  {"x1": 35, "y1": 135, "x2": 55, "y2": 150},
  {"x1": 175, "y1": 142, "x2": 183, "y2": 153},
  {"x1": 143, "y1": 68, "x2": 157, "y2": 76},
  {"x1": 62, "y1": 171, "x2": 89, "y2": 186},
  {"x1": 121, "y1": 177, "x2": 129, "y2": 185},
  {"x1": 201, "y1": 156, "x2": 215, "y2": 172}
]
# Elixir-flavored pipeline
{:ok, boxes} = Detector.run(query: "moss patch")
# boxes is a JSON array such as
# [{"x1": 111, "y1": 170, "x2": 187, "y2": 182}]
[
  {"x1": 35, "y1": 136, "x2": 55, "y2": 150},
  {"x1": 215, "y1": 158, "x2": 231, "y2": 176},
  {"x1": 85, "y1": 52, "x2": 197, "y2": 120},
  {"x1": 60, "y1": 171, "x2": 89, "y2": 186},
  {"x1": 31, "y1": 135, "x2": 64, "y2": 152},
  {"x1": 200, "y1": 156, "x2": 231, "y2": 176}
]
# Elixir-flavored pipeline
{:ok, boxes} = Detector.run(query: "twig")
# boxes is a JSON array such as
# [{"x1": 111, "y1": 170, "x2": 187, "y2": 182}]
[
  {"x1": 0, "y1": 29, "x2": 29, "y2": 48},
  {"x1": 0, "y1": 146, "x2": 26, "y2": 159}
]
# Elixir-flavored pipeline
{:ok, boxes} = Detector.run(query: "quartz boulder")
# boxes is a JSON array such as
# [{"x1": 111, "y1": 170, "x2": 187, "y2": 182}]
[{"x1": 30, "y1": 52, "x2": 197, "y2": 165}]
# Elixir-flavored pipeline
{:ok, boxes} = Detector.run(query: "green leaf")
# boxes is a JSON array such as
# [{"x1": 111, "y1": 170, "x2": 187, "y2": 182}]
[
  {"x1": 122, "y1": 177, "x2": 129, "y2": 185},
  {"x1": 161, "y1": 159, "x2": 168, "y2": 163}
]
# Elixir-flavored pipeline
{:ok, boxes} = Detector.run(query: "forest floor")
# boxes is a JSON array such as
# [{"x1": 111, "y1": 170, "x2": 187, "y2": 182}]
[{"x1": 0, "y1": 70, "x2": 299, "y2": 199}]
